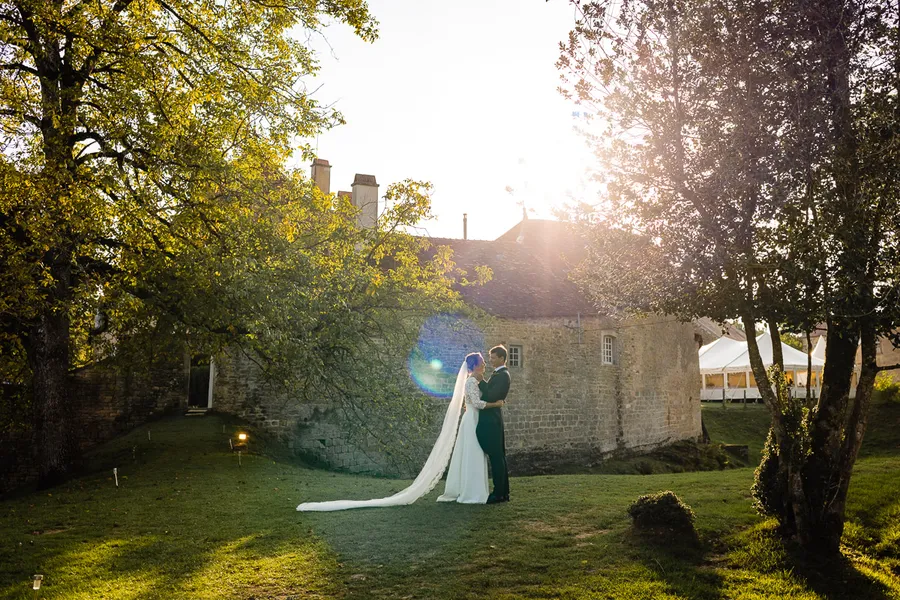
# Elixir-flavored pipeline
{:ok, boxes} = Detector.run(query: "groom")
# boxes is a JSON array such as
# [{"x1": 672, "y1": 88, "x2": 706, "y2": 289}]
[{"x1": 476, "y1": 345, "x2": 511, "y2": 504}]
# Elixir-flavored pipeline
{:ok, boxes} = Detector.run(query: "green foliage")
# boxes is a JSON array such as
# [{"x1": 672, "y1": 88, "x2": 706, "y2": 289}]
[
  {"x1": 558, "y1": 0, "x2": 900, "y2": 553},
  {"x1": 780, "y1": 334, "x2": 804, "y2": 351},
  {"x1": 635, "y1": 460, "x2": 654, "y2": 475},
  {"x1": 0, "y1": 0, "x2": 480, "y2": 480},
  {"x1": 627, "y1": 490, "x2": 696, "y2": 533},
  {"x1": 874, "y1": 372, "x2": 900, "y2": 404},
  {"x1": 751, "y1": 366, "x2": 811, "y2": 527},
  {"x1": 752, "y1": 427, "x2": 790, "y2": 523},
  {"x1": 2, "y1": 0, "x2": 387, "y2": 350}
]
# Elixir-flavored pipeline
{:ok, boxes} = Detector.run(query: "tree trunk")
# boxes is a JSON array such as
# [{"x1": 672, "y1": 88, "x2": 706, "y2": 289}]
[
  {"x1": 30, "y1": 21, "x2": 81, "y2": 486},
  {"x1": 27, "y1": 264, "x2": 78, "y2": 488},
  {"x1": 746, "y1": 312, "x2": 873, "y2": 556},
  {"x1": 795, "y1": 317, "x2": 858, "y2": 554},
  {"x1": 785, "y1": 0, "x2": 867, "y2": 557}
]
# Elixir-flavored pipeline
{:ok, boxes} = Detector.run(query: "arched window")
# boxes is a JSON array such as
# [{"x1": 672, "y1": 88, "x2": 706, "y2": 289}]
[{"x1": 602, "y1": 334, "x2": 617, "y2": 365}]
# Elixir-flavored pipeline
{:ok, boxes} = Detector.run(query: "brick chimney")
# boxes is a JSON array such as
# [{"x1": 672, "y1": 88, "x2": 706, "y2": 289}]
[
  {"x1": 351, "y1": 174, "x2": 379, "y2": 229},
  {"x1": 311, "y1": 158, "x2": 331, "y2": 195}
]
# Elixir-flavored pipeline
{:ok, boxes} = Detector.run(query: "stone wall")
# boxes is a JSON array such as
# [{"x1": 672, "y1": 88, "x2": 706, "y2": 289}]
[
  {"x1": 487, "y1": 315, "x2": 700, "y2": 471},
  {"x1": 0, "y1": 354, "x2": 188, "y2": 494},
  {"x1": 211, "y1": 349, "x2": 399, "y2": 475},
  {"x1": 208, "y1": 314, "x2": 702, "y2": 476},
  {"x1": 484, "y1": 316, "x2": 619, "y2": 462},
  {"x1": 616, "y1": 317, "x2": 702, "y2": 452},
  {"x1": 2, "y1": 315, "x2": 702, "y2": 491},
  {"x1": 71, "y1": 356, "x2": 188, "y2": 447}
]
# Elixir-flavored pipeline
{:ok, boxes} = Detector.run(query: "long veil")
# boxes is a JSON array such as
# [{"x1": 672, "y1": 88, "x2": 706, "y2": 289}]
[{"x1": 296, "y1": 362, "x2": 468, "y2": 511}]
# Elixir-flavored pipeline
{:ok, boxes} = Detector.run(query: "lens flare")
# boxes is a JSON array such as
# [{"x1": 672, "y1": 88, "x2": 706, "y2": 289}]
[{"x1": 408, "y1": 314, "x2": 485, "y2": 397}]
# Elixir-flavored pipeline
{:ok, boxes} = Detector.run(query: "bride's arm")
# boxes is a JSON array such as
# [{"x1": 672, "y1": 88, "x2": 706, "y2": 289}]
[
  {"x1": 468, "y1": 378, "x2": 504, "y2": 409},
  {"x1": 466, "y1": 378, "x2": 488, "y2": 409}
]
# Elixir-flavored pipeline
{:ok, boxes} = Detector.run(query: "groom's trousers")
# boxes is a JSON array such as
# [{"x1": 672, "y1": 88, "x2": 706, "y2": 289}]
[{"x1": 477, "y1": 412, "x2": 509, "y2": 498}]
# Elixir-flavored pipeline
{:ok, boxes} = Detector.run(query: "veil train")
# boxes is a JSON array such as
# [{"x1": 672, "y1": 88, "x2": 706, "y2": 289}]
[{"x1": 296, "y1": 362, "x2": 467, "y2": 511}]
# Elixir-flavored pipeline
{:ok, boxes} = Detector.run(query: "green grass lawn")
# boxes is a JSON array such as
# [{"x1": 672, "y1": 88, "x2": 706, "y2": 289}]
[
  {"x1": 2, "y1": 403, "x2": 899, "y2": 599},
  {"x1": 701, "y1": 402, "x2": 774, "y2": 464}
]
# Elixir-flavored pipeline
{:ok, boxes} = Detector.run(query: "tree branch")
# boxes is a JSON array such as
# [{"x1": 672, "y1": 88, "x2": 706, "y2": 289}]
[
  {"x1": 13, "y1": 3, "x2": 47, "y2": 67},
  {"x1": 75, "y1": 0, "x2": 135, "y2": 82},
  {"x1": 0, "y1": 109, "x2": 41, "y2": 126},
  {"x1": 1, "y1": 62, "x2": 40, "y2": 76},
  {"x1": 74, "y1": 255, "x2": 120, "y2": 277}
]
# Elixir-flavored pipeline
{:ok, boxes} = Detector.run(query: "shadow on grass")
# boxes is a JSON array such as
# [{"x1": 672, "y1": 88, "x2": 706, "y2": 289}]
[
  {"x1": 731, "y1": 521, "x2": 897, "y2": 600},
  {"x1": 0, "y1": 517, "x2": 342, "y2": 599},
  {"x1": 0, "y1": 415, "x2": 344, "y2": 599},
  {"x1": 625, "y1": 527, "x2": 728, "y2": 600},
  {"x1": 789, "y1": 551, "x2": 897, "y2": 600},
  {"x1": 314, "y1": 500, "x2": 730, "y2": 600}
]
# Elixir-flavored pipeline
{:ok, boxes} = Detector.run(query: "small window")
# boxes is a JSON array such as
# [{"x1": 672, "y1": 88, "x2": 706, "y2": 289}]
[
  {"x1": 704, "y1": 373, "x2": 724, "y2": 389},
  {"x1": 508, "y1": 345, "x2": 522, "y2": 368},
  {"x1": 728, "y1": 372, "x2": 747, "y2": 388},
  {"x1": 602, "y1": 334, "x2": 616, "y2": 365}
]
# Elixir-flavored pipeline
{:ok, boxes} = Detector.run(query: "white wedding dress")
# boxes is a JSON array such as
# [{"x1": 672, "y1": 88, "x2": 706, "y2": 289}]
[
  {"x1": 296, "y1": 361, "x2": 487, "y2": 511},
  {"x1": 437, "y1": 376, "x2": 489, "y2": 503}
]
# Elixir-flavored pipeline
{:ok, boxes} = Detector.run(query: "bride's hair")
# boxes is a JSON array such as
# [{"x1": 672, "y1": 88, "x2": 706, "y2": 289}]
[{"x1": 465, "y1": 352, "x2": 484, "y2": 372}]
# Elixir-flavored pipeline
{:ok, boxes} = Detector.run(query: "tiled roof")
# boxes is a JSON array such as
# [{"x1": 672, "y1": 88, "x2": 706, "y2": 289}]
[
  {"x1": 424, "y1": 219, "x2": 597, "y2": 318},
  {"x1": 694, "y1": 317, "x2": 748, "y2": 342},
  {"x1": 496, "y1": 219, "x2": 587, "y2": 259}
]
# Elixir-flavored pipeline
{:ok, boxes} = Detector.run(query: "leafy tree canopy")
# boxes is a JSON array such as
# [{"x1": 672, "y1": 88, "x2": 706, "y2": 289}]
[
  {"x1": 0, "y1": 0, "x2": 470, "y2": 482},
  {"x1": 559, "y1": 0, "x2": 900, "y2": 555}
]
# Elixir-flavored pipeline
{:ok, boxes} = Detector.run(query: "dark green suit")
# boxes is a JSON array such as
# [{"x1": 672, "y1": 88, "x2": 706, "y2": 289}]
[{"x1": 477, "y1": 367, "x2": 510, "y2": 498}]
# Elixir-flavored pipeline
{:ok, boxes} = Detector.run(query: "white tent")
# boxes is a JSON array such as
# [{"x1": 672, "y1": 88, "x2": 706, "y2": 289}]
[
  {"x1": 811, "y1": 336, "x2": 826, "y2": 361},
  {"x1": 700, "y1": 333, "x2": 825, "y2": 400},
  {"x1": 699, "y1": 336, "x2": 751, "y2": 371},
  {"x1": 701, "y1": 333, "x2": 825, "y2": 372}
]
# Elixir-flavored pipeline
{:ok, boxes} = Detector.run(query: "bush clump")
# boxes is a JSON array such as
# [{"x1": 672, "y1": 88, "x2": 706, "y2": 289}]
[
  {"x1": 751, "y1": 427, "x2": 791, "y2": 525},
  {"x1": 627, "y1": 490, "x2": 695, "y2": 533},
  {"x1": 874, "y1": 372, "x2": 900, "y2": 404}
]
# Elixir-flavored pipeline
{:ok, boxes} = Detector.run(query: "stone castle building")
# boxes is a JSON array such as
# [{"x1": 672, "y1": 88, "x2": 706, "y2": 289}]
[
  {"x1": 203, "y1": 160, "x2": 703, "y2": 475},
  {"x1": 1, "y1": 160, "x2": 703, "y2": 492}
]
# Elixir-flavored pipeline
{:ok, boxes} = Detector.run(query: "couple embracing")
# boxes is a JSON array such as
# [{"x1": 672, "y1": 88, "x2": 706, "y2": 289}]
[
  {"x1": 438, "y1": 347, "x2": 510, "y2": 504},
  {"x1": 296, "y1": 345, "x2": 511, "y2": 511}
]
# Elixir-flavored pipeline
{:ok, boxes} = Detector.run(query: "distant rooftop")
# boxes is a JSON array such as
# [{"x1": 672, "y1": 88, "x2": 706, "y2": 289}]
[{"x1": 423, "y1": 219, "x2": 596, "y2": 318}]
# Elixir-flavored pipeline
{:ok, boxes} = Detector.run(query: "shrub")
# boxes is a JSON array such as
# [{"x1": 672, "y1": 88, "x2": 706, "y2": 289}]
[
  {"x1": 627, "y1": 490, "x2": 695, "y2": 532},
  {"x1": 636, "y1": 460, "x2": 655, "y2": 475},
  {"x1": 752, "y1": 427, "x2": 788, "y2": 519},
  {"x1": 874, "y1": 372, "x2": 900, "y2": 404}
]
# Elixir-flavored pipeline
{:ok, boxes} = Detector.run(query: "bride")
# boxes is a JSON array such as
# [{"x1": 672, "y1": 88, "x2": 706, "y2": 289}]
[{"x1": 296, "y1": 352, "x2": 505, "y2": 511}]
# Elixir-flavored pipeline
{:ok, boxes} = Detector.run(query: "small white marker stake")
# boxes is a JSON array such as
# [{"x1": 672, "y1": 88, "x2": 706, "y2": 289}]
[
  {"x1": 238, "y1": 450, "x2": 242, "y2": 467},
  {"x1": 147, "y1": 429, "x2": 151, "y2": 442},
  {"x1": 113, "y1": 468, "x2": 118, "y2": 487}
]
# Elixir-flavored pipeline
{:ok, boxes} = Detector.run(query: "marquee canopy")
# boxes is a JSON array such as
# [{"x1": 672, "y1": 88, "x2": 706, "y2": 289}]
[{"x1": 699, "y1": 333, "x2": 824, "y2": 374}]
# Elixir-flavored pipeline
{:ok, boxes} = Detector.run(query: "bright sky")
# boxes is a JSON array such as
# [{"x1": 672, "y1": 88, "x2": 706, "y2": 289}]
[{"x1": 297, "y1": 0, "x2": 597, "y2": 240}]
